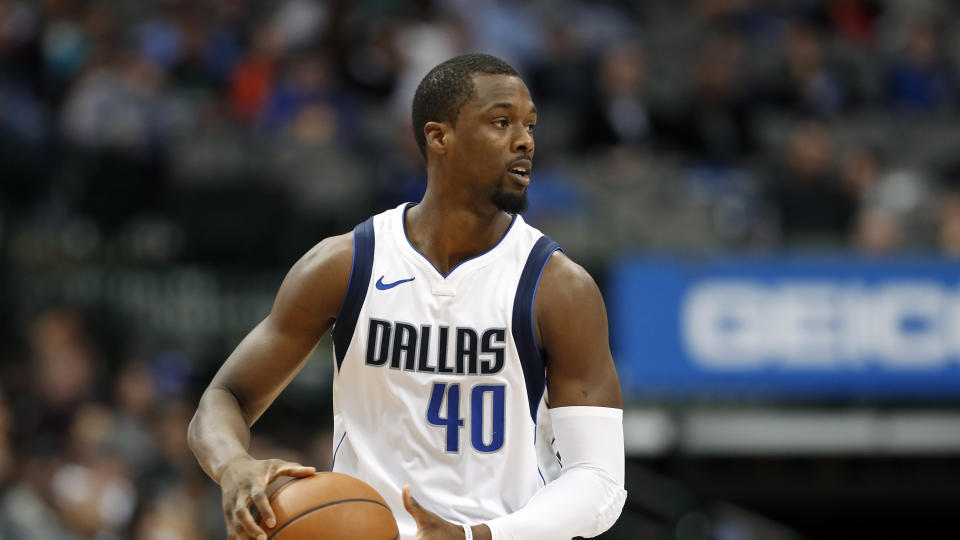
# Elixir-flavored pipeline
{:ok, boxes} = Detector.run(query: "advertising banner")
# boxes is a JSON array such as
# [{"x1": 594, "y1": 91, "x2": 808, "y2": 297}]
[{"x1": 609, "y1": 256, "x2": 960, "y2": 398}]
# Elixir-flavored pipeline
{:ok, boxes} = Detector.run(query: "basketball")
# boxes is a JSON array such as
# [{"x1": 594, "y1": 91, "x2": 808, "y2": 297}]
[{"x1": 259, "y1": 472, "x2": 399, "y2": 540}]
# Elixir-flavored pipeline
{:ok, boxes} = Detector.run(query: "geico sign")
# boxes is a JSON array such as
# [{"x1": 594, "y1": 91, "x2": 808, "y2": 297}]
[{"x1": 682, "y1": 280, "x2": 960, "y2": 369}]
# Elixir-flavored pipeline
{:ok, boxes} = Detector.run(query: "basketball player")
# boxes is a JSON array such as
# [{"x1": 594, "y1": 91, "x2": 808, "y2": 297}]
[{"x1": 189, "y1": 53, "x2": 626, "y2": 540}]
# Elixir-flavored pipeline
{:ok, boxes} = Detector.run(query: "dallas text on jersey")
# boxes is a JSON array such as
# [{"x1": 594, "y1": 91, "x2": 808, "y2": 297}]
[{"x1": 366, "y1": 319, "x2": 507, "y2": 375}]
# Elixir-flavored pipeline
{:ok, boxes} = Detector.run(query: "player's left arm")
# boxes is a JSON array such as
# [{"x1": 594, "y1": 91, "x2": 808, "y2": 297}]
[{"x1": 484, "y1": 251, "x2": 627, "y2": 540}]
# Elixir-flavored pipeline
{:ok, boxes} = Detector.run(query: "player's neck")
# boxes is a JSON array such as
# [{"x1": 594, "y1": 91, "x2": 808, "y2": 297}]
[{"x1": 404, "y1": 194, "x2": 513, "y2": 275}]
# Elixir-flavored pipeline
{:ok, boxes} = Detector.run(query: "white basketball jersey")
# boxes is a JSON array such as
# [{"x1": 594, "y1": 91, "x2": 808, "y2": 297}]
[{"x1": 329, "y1": 203, "x2": 562, "y2": 539}]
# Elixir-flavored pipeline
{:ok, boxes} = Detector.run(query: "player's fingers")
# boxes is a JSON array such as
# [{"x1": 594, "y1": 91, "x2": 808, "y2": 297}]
[
  {"x1": 271, "y1": 460, "x2": 316, "y2": 479},
  {"x1": 223, "y1": 509, "x2": 241, "y2": 539},
  {"x1": 402, "y1": 484, "x2": 429, "y2": 526},
  {"x1": 227, "y1": 532, "x2": 248, "y2": 540},
  {"x1": 227, "y1": 516, "x2": 251, "y2": 540},
  {"x1": 251, "y1": 489, "x2": 276, "y2": 529},
  {"x1": 233, "y1": 503, "x2": 267, "y2": 540},
  {"x1": 402, "y1": 484, "x2": 417, "y2": 513}
]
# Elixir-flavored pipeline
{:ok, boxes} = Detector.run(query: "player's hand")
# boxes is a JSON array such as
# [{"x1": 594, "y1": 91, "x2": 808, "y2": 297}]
[
  {"x1": 218, "y1": 456, "x2": 316, "y2": 540},
  {"x1": 403, "y1": 485, "x2": 491, "y2": 540}
]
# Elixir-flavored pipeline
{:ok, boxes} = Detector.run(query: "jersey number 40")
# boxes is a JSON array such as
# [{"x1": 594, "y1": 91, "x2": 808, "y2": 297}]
[{"x1": 427, "y1": 383, "x2": 505, "y2": 453}]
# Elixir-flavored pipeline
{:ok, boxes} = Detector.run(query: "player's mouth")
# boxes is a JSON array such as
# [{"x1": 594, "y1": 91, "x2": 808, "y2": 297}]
[{"x1": 507, "y1": 159, "x2": 532, "y2": 186}]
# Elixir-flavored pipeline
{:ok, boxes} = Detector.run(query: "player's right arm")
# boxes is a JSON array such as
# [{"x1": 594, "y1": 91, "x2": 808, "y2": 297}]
[{"x1": 188, "y1": 232, "x2": 353, "y2": 540}]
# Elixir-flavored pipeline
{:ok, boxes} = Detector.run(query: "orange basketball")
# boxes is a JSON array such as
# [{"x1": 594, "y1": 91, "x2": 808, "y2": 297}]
[{"x1": 259, "y1": 472, "x2": 399, "y2": 540}]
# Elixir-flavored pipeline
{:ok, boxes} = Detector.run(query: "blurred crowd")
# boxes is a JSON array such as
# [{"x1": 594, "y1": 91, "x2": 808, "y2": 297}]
[
  {"x1": 0, "y1": 305, "x2": 214, "y2": 539},
  {"x1": 4, "y1": 0, "x2": 960, "y2": 265},
  {"x1": 4, "y1": 0, "x2": 960, "y2": 538},
  {"x1": 0, "y1": 305, "x2": 334, "y2": 539}
]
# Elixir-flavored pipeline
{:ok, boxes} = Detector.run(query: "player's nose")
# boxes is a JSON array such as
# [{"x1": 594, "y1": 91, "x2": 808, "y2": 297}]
[{"x1": 511, "y1": 126, "x2": 534, "y2": 155}]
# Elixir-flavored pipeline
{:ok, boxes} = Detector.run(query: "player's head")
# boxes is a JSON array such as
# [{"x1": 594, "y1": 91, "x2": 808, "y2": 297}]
[
  {"x1": 412, "y1": 53, "x2": 520, "y2": 158},
  {"x1": 412, "y1": 53, "x2": 536, "y2": 214}
]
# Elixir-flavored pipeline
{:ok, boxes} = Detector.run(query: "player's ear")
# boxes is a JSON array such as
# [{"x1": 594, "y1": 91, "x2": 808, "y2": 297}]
[{"x1": 424, "y1": 121, "x2": 448, "y2": 156}]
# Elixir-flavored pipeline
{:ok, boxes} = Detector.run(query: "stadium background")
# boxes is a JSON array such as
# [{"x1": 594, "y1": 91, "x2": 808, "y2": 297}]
[{"x1": 2, "y1": 0, "x2": 960, "y2": 538}]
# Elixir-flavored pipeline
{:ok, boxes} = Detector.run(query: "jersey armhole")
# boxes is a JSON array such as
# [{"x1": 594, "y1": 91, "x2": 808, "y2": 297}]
[
  {"x1": 332, "y1": 217, "x2": 376, "y2": 371},
  {"x1": 511, "y1": 235, "x2": 562, "y2": 422}
]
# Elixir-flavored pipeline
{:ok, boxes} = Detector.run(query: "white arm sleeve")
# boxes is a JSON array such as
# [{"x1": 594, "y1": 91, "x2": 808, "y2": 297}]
[{"x1": 484, "y1": 406, "x2": 627, "y2": 540}]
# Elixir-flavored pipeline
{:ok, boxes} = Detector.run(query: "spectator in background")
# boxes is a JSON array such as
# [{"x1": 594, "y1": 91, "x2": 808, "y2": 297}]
[
  {"x1": 772, "y1": 22, "x2": 848, "y2": 116},
  {"x1": 387, "y1": 9, "x2": 466, "y2": 122},
  {"x1": 268, "y1": 84, "x2": 371, "y2": 241},
  {"x1": 767, "y1": 120, "x2": 858, "y2": 247},
  {"x1": 938, "y1": 191, "x2": 960, "y2": 257},
  {"x1": 0, "y1": 73, "x2": 52, "y2": 215},
  {"x1": 270, "y1": 0, "x2": 328, "y2": 53},
  {"x1": 527, "y1": 21, "x2": 589, "y2": 107},
  {"x1": 16, "y1": 307, "x2": 102, "y2": 451},
  {"x1": 137, "y1": 2, "x2": 185, "y2": 71},
  {"x1": 841, "y1": 145, "x2": 881, "y2": 200},
  {"x1": 121, "y1": 366, "x2": 223, "y2": 540},
  {"x1": 60, "y1": 51, "x2": 171, "y2": 233},
  {"x1": 341, "y1": 20, "x2": 400, "y2": 101},
  {"x1": 575, "y1": 41, "x2": 656, "y2": 154},
  {"x1": 134, "y1": 495, "x2": 206, "y2": 540},
  {"x1": 260, "y1": 52, "x2": 360, "y2": 145},
  {"x1": 826, "y1": 0, "x2": 882, "y2": 46},
  {"x1": 373, "y1": 122, "x2": 429, "y2": 210},
  {"x1": 168, "y1": 9, "x2": 233, "y2": 104},
  {"x1": 666, "y1": 31, "x2": 754, "y2": 165},
  {"x1": 49, "y1": 405, "x2": 137, "y2": 538},
  {"x1": 61, "y1": 51, "x2": 170, "y2": 150},
  {"x1": 888, "y1": 19, "x2": 954, "y2": 111},
  {"x1": 854, "y1": 206, "x2": 902, "y2": 255},
  {"x1": 228, "y1": 23, "x2": 281, "y2": 124},
  {"x1": 40, "y1": 5, "x2": 88, "y2": 96},
  {"x1": 0, "y1": 306, "x2": 110, "y2": 539},
  {"x1": 0, "y1": 449, "x2": 81, "y2": 539},
  {"x1": 0, "y1": 305, "x2": 227, "y2": 539},
  {"x1": 843, "y1": 145, "x2": 897, "y2": 254},
  {"x1": 446, "y1": 0, "x2": 544, "y2": 71},
  {"x1": 112, "y1": 361, "x2": 162, "y2": 475}
]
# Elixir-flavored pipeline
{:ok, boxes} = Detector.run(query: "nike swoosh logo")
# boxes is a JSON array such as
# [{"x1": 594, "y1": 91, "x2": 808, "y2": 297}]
[{"x1": 375, "y1": 276, "x2": 416, "y2": 290}]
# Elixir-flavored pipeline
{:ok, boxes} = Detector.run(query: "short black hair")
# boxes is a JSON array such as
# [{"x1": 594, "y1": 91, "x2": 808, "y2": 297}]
[{"x1": 411, "y1": 53, "x2": 520, "y2": 159}]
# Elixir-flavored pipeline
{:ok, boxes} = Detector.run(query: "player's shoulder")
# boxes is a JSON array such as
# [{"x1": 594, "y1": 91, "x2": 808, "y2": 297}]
[
  {"x1": 284, "y1": 208, "x2": 388, "y2": 302},
  {"x1": 274, "y1": 232, "x2": 355, "y2": 320},
  {"x1": 297, "y1": 231, "x2": 354, "y2": 276},
  {"x1": 532, "y1": 249, "x2": 607, "y2": 350},
  {"x1": 540, "y1": 250, "x2": 597, "y2": 294},
  {"x1": 534, "y1": 250, "x2": 603, "y2": 315}
]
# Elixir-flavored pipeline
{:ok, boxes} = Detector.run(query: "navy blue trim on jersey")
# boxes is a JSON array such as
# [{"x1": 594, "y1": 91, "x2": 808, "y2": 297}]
[
  {"x1": 402, "y1": 203, "x2": 517, "y2": 279},
  {"x1": 512, "y1": 235, "x2": 561, "y2": 422},
  {"x1": 331, "y1": 431, "x2": 347, "y2": 469},
  {"x1": 333, "y1": 217, "x2": 375, "y2": 371}
]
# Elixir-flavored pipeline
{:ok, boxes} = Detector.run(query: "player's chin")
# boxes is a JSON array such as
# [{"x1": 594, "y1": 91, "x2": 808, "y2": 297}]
[{"x1": 491, "y1": 190, "x2": 528, "y2": 214}]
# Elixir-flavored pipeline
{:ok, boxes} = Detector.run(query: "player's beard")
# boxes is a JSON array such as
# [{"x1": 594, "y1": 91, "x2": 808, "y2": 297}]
[{"x1": 491, "y1": 188, "x2": 528, "y2": 214}]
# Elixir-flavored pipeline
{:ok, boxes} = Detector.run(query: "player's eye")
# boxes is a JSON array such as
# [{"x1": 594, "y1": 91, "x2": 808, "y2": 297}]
[
  {"x1": 526, "y1": 124, "x2": 536, "y2": 134},
  {"x1": 493, "y1": 119, "x2": 508, "y2": 128}
]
